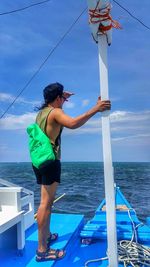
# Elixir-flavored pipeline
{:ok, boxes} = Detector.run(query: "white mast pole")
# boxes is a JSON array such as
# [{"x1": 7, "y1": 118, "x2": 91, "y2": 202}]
[{"x1": 98, "y1": 34, "x2": 118, "y2": 266}]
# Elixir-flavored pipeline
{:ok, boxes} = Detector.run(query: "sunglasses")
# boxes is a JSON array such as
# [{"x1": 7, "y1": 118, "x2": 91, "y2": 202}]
[{"x1": 61, "y1": 96, "x2": 68, "y2": 102}]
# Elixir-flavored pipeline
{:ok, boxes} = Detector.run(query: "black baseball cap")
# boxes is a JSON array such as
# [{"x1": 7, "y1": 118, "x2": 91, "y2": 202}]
[{"x1": 43, "y1": 82, "x2": 74, "y2": 103}]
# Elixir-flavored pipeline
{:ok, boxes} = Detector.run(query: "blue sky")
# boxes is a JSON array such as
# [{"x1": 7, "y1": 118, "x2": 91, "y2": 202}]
[{"x1": 0, "y1": 0, "x2": 150, "y2": 162}]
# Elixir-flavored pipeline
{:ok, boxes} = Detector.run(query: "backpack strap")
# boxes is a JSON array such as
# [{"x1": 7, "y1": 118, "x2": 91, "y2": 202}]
[{"x1": 36, "y1": 107, "x2": 54, "y2": 135}]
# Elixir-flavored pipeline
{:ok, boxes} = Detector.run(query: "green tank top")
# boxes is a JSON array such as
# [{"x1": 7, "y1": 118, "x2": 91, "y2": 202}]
[{"x1": 36, "y1": 107, "x2": 62, "y2": 160}]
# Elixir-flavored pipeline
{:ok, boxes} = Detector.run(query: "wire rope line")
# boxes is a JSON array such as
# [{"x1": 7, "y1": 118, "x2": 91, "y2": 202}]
[
  {"x1": 0, "y1": 7, "x2": 87, "y2": 119},
  {"x1": 1, "y1": 0, "x2": 149, "y2": 32},
  {"x1": 112, "y1": 0, "x2": 150, "y2": 31},
  {"x1": 0, "y1": 0, "x2": 51, "y2": 16},
  {"x1": 85, "y1": 256, "x2": 108, "y2": 267}
]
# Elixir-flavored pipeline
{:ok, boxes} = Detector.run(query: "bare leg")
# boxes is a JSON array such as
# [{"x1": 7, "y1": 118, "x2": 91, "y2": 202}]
[
  {"x1": 46, "y1": 214, "x2": 51, "y2": 238},
  {"x1": 37, "y1": 182, "x2": 58, "y2": 252}
]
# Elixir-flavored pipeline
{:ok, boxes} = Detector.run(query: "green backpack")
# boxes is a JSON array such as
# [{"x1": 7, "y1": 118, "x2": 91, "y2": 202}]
[{"x1": 27, "y1": 123, "x2": 55, "y2": 168}]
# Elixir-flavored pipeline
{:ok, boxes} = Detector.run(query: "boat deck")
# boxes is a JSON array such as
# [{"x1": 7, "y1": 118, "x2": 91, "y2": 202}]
[
  {"x1": 1, "y1": 213, "x2": 85, "y2": 267},
  {"x1": 0, "y1": 212, "x2": 113, "y2": 267},
  {"x1": 0, "y1": 212, "x2": 108, "y2": 267},
  {"x1": 1, "y1": 187, "x2": 150, "y2": 266},
  {"x1": 2, "y1": 212, "x2": 150, "y2": 267}
]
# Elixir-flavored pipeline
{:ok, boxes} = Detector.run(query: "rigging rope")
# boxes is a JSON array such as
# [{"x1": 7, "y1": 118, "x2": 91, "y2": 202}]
[
  {"x1": 1, "y1": 0, "x2": 149, "y2": 32},
  {"x1": 118, "y1": 240, "x2": 150, "y2": 267},
  {"x1": 0, "y1": 0, "x2": 51, "y2": 16},
  {"x1": 87, "y1": 0, "x2": 121, "y2": 43},
  {"x1": 1, "y1": 1, "x2": 149, "y2": 117},
  {"x1": 89, "y1": 1, "x2": 121, "y2": 34},
  {"x1": 112, "y1": 0, "x2": 150, "y2": 31},
  {"x1": 0, "y1": 7, "x2": 87, "y2": 119}
]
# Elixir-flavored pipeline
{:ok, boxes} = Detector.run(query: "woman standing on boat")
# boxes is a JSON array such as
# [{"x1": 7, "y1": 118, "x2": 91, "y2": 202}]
[{"x1": 33, "y1": 82, "x2": 111, "y2": 262}]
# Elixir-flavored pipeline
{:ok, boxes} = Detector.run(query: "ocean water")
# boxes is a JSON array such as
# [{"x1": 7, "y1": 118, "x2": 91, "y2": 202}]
[{"x1": 0, "y1": 162, "x2": 150, "y2": 223}]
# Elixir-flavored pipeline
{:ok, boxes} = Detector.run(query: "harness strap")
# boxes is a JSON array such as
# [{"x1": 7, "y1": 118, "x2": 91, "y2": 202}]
[{"x1": 88, "y1": 2, "x2": 121, "y2": 34}]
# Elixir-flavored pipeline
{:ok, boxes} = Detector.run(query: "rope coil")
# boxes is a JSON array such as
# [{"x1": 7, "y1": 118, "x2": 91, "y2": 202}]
[
  {"x1": 118, "y1": 240, "x2": 150, "y2": 267},
  {"x1": 84, "y1": 209, "x2": 150, "y2": 267}
]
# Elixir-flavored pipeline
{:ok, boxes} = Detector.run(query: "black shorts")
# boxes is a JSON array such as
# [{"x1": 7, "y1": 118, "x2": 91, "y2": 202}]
[{"x1": 32, "y1": 160, "x2": 61, "y2": 185}]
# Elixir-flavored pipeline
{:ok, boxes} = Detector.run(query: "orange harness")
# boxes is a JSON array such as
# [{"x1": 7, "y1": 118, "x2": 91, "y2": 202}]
[{"x1": 88, "y1": 1, "x2": 121, "y2": 34}]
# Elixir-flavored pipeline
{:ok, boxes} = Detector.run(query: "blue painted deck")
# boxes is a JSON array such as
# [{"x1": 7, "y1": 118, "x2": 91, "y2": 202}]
[
  {"x1": 80, "y1": 188, "x2": 150, "y2": 245},
  {"x1": 0, "y1": 213, "x2": 84, "y2": 267},
  {"x1": 1, "y1": 188, "x2": 150, "y2": 267}
]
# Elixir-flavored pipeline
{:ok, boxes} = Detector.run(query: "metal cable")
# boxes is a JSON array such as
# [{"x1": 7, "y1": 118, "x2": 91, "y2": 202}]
[
  {"x1": 112, "y1": 0, "x2": 150, "y2": 31},
  {"x1": 0, "y1": 0, "x2": 51, "y2": 16},
  {"x1": 0, "y1": 7, "x2": 87, "y2": 119}
]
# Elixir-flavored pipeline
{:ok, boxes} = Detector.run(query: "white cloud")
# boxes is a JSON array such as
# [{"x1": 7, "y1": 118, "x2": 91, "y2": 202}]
[
  {"x1": 0, "y1": 93, "x2": 15, "y2": 102},
  {"x1": 63, "y1": 110, "x2": 150, "y2": 144},
  {"x1": 0, "y1": 112, "x2": 36, "y2": 130},
  {"x1": 1, "y1": 109, "x2": 150, "y2": 149},
  {"x1": 110, "y1": 110, "x2": 150, "y2": 122},
  {"x1": 64, "y1": 101, "x2": 75, "y2": 109},
  {"x1": 0, "y1": 92, "x2": 40, "y2": 106},
  {"x1": 112, "y1": 134, "x2": 150, "y2": 142},
  {"x1": 82, "y1": 99, "x2": 90, "y2": 107}
]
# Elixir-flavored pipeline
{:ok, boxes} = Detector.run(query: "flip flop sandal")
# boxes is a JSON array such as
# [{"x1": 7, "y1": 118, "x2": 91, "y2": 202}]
[
  {"x1": 47, "y1": 233, "x2": 58, "y2": 248},
  {"x1": 36, "y1": 248, "x2": 65, "y2": 262}
]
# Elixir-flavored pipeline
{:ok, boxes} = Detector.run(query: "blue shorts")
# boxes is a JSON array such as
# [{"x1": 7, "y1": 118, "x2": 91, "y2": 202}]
[{"x1": 32, "y1": 160, "x2": 61, "y2": 185}]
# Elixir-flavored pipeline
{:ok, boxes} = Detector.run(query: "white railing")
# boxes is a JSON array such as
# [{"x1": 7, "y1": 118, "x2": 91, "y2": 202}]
[{"x1": 0, "y1": 178, "x2": 34, "y2": 230}]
